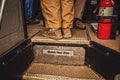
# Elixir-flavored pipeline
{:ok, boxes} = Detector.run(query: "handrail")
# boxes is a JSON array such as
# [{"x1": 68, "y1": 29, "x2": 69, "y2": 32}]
[{"x1": 0, "y1": 0, "x2": 6, "y2": 30}]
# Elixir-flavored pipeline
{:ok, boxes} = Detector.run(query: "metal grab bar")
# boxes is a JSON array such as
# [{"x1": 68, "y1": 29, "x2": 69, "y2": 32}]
[{"x1": 0, "y1": 0, "x2": 6, "y2": 30}]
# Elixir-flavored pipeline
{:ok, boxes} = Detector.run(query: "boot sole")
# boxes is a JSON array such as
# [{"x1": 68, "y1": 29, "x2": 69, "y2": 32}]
[{"x1": 42, "y1": 34, "x2": 63, "y2": 40}]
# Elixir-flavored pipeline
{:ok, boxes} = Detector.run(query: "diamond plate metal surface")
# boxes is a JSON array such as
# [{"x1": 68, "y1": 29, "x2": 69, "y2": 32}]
[
  {"x1": 31, "y1": 28, "x2": 90, "y2": 45},
  {"x1": 23, "y1": 63, "x2": 105, "y2": 80}
]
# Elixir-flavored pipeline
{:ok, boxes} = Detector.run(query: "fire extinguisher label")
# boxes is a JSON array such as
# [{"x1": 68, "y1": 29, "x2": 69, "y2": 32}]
[{"x1": 99, "y1": 7, "x2": 113, "y2": 16}]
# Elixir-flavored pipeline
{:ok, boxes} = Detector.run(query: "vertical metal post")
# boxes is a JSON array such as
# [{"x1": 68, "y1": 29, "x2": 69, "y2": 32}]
[{"x1": 0, "y1": 0, "x2": 6, "y2": 30}]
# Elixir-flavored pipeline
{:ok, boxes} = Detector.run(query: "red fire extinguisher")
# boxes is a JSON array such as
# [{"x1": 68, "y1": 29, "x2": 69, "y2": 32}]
[
  {"x1": 98, "y1": 0, "x2": 114, "y2": 16},
  {"x1": 97, "y1": 0, "x2": 115, "y2": 39},
  {"x1": 97, "y1": 19, "x2": 112, "y2": 39}
]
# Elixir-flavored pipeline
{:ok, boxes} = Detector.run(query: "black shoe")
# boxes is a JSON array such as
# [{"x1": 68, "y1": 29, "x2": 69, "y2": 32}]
[
  {"x1": 26, "y1": 18, "x2": 40, "y2": 25},
  {"x1": 31, "y1": 18, "x2": 40, "y2": 24}
]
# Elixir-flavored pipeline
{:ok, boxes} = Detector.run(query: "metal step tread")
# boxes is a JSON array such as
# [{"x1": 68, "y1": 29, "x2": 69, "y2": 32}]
[
  {"x1": 31, "y1": 28, "x2": 90, "y2": 45},
  {"x1": 23, "y1": 63, "x2": 105, "y2": 80}
]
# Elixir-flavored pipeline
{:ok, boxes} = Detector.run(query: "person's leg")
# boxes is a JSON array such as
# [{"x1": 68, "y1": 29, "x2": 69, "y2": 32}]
[
  {"x1": 74, "y1": 0, "x2": 87, "y2": 30},
  {"x1": 61, "y1": 0, "x2": 74, "y2": 29},
  {"x1": 61, "y1": 0, "x2": 74, "y2": 38},
  {"x1": 74, "y1": 0, "x2": 86, "y2": 19},
  {"x1": 40, "y1": 0, "x2": 62, "y2": 39},
  {"x1": 25, "y1": 0, "x2": 33, "y2": 19},
  {"x1": 32, "y1": 0, "x2": 39, "y2": 17},
  {"x1": 29, "y1": 0, "x2": 40, "y2": 24},
  {"x1": 41, "y1": 0, "x2": 61, "y2": 28},
  {"x1": 25, "y1": 0, "x2": 34, "y2": 24}
]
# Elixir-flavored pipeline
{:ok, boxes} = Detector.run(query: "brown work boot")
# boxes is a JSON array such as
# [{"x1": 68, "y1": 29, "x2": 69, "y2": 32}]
[
  {"x1": 74, "y1": 18, "x2": 86, "y2": 30},
  {"x1": 62, "y1": 28, "x2": 72, "y2": 38},
  {"x1": 42, "y1": 28, "x2": 62, "y2": 40}
]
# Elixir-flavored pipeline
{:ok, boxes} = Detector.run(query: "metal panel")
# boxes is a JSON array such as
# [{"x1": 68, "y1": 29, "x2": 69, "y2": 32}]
[
  {"x1": 33, "y1": 45, "x2": 85, "y2": 65},
  {"x1": 86, "y1": 41, "x2": 120, "y2": 79},
  {"x1": 0, "y1": 0, "x2": 25, "y2": 54},
  {"x1": 0, "y1": 0, "x2": 6, "y2": 30},
  {"x1": 0, "y1": 41, "x2": 33, "y2": 79}
]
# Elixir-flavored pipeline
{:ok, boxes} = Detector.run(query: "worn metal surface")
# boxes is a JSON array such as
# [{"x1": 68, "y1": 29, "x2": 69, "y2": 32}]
[
  {"x1": 23, "y1": 63, "x2": 105, "y2": 80},
  {"x1": 0, "y1": 0, "x2": 6, "y2": 30},
  {"x1": 33, "y1": 45, "x2": 85, "y2": 65},
  {"x1": 31, "y1": 28, "x2": 90, "y2": 45},
  {"x1": 23, "y1": 74, "x2": 95, "y2": 80},
  {"x1": 0, "y1": 0, "x2": 24, "y2": 54}
]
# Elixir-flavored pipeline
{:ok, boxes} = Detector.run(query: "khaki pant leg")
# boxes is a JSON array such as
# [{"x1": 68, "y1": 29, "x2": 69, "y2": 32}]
[
  {"x1": 74, "y1": 0, "x2": 86, "y2": 19},
  {"x1": 61, "y1": 0, "x2": 74, "y2": 28},
  {"x1": 41, "y1": 0, "x2": 61, "y2": 28}
]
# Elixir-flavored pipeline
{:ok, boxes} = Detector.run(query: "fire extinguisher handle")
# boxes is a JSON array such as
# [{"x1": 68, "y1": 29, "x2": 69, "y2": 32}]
[
  {"x1": 110, "y1": 0, "x2": 115, "y2": 5},
  {"x1": 93, "y1": 5, "x2": 99, "y2": 14}
]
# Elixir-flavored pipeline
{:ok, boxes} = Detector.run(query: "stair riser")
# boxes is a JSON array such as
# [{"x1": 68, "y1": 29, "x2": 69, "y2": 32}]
[{"x1": 33, "y1": 45, "x2": 85, "y2": 65}]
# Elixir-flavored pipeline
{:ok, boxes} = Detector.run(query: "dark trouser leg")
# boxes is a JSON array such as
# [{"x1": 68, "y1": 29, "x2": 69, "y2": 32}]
[{"x1": 32, "y1": 0, "x2": 39, "y2": 17}]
